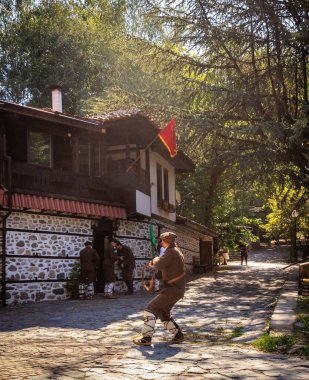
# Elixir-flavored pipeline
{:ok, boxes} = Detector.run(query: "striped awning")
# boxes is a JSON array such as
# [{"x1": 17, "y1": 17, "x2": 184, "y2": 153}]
[{"x1": 0, "y1": 190, "x2": 126, "y2": 219}]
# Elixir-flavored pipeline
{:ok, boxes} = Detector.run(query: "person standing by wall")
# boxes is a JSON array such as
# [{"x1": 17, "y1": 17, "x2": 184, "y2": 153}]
[
  {"x1": 79, "y1": 241, "x2": 100, "y2": 300},
  {"x1": 102, "y1": 237, "x2": 118, "y2": 299},
  {"x1": 110, "y1": 238, "x2": 135, "y2": 295},
  {"x1": 133, "y1": 232, "x2": 186, "y2": 346}
]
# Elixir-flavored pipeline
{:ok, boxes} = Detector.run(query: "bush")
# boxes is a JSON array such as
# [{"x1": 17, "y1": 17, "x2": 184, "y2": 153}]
[{"x1": 65, "y1": 262, "x2": 80, "y2": 299}]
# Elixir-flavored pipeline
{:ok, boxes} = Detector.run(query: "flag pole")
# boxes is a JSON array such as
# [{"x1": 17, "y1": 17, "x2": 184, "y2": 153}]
[{"x1": 126, "y1": 134, "x2": 160, "y2": 173}]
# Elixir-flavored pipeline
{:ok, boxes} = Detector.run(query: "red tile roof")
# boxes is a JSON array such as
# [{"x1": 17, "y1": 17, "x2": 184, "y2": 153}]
[{"x1": 0, "y1": 190, "x2": 126, "y2": 219}]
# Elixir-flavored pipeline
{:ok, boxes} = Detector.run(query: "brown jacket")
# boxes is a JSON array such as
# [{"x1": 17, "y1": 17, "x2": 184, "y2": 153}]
[
  {"x1": 146, "y1": 245, "x2": 186, "y2": 321},
  {"x1": 154, "y1": 245, "x2": 185, "y2": 294},
  {"x1": 118, "y1": 245, "x2": 135, "y2": 281},
  {"x1": 118, "y1": 245, "x2": 135, "y2": 268},
  {"x1": 80, "y1": 247, "x2": 100, "y2": 283},
  {"x1": 102, "y1": 245, "x2": 117, "y2": 283}
]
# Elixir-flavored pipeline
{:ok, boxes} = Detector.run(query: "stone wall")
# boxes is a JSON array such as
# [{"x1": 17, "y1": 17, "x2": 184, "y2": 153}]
[
  {"x1": 4, "y1": 212, "x2": 92, "y2": 305},
  {"x1": 2, "y1": 212, "x2": 213, "y2": 305},
  {"x1": 6, "y1": 257, "x2": 77, "y2": 281}
]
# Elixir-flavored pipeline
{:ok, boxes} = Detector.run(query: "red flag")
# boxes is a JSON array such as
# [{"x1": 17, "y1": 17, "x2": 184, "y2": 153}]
[{"x1": 159, "y1": 119, "x2": 177, "y2": 157}]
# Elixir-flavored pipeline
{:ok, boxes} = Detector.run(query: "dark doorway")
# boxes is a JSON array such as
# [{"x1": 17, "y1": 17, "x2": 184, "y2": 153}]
[
  {"x1": 93, "y1": 229, "x2": 107, "y2": 293},
  {"x1": 92, "y1": 219, "x2": 116, "y2": 292},
  {"x1": 200, "y1": 240, "x2": 213, "y2": 271}
]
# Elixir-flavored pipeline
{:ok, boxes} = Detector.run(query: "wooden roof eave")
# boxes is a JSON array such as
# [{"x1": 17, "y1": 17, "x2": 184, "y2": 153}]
[
  {"x1": 103, "y1": 114, "x2": 160, "y2": 147},
  {"x1": 84, "y1": 114, "x2": 195, "y2": 172},
  {"x1": 176, "y1": 214, "x2": 217, "y2": 237},
  {"x1": 0, "y1": 100, "x2": 104, "y2": 134},
  {"x1": 152, "y1": 141, "x2": 195, "y2": 172}
]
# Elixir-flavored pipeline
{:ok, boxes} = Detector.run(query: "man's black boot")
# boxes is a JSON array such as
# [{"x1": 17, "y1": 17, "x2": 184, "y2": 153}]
[
  {"x1": 164, "y1": 317, "x2": 184, "y2": 343},
  {"x1": 171, "y1": 330, "x2": 184, "y2": 342},
  {"x1": 133, "y1": 336, "x2": 152, "y2": 346}
]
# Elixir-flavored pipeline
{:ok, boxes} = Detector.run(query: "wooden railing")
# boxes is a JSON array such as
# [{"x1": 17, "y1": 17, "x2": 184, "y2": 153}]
[
  {"x1": 4, "y1": 161, "x2": 150, "y2": 207},
  {"x1": 11, "y1": 162, "x2": 115, "y2": 203}
]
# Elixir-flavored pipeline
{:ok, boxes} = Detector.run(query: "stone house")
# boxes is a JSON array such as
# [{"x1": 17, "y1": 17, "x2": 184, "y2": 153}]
[{"x1": 0, "y1": 88, "x2": 216, "y2": 305}]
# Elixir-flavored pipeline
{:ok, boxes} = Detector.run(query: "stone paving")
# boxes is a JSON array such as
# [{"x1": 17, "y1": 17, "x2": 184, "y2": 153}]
[{"x1": 0, "y1": 246, "x2": 308, "y2": 379}]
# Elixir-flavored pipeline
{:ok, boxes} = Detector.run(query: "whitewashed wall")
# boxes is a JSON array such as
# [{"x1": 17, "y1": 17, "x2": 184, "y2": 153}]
[{"x1": 149, "y1": 149, "x2": 176, "y2": 222}]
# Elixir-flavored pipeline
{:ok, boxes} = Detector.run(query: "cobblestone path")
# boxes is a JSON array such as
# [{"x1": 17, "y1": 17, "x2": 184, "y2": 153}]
[{"x1": 0, "y1": 246, "x2": 308, "y2": 379}]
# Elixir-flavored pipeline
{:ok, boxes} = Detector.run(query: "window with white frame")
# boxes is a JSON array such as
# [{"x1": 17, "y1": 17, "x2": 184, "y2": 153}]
[
  {"x1": 157, "y1": 163, "x2": 163, "y2": 202},
  {"x1": 163, "y1": 168, "x2": 169, "y2": 203},
  {"x1": 157, "y1": 163, "x2": 170, "y2": 206}
]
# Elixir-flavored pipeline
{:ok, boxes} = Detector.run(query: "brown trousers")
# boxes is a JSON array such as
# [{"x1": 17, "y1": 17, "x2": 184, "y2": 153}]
[
  {"x1": 145, "y1": 285, "x2": 184, "y2": 322},
  {"x1": 121, "y1": 264, "x2": 135, "y2": 293}
]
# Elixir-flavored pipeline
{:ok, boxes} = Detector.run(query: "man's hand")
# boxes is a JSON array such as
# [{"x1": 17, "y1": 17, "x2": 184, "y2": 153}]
[{"x1": 148, "y1": 257, "x2": 159, "y2": 267}]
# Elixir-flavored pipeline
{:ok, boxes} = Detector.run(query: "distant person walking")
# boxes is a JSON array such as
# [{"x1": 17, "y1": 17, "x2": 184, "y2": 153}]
[
  {"x1": 110, "y1": 238, "x2": 135, "y2": 295},
  {"x1": 239, "y1": 242, "x2": 249, "y2": 265},
  {"x1": 79, "y1": 241, "x2": 100, "y2": 300},
  {"x1": 133, "y1": 232, "x2": 185, "y2": 346}
]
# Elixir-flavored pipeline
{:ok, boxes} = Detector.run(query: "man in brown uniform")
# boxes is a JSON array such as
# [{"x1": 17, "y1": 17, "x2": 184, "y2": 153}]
[
  {"x1": 110, "y1": 238, "x2": 135, "y2": 295},
  {"x1": 133, "y1": 232, "x2": 185, "y2": 346},
  {"x1": 79, "y1": 241, "x2": 100, "y2": 300},
  {"x1": 102, "y1": 238, "x2": 118, "y2": 299}
]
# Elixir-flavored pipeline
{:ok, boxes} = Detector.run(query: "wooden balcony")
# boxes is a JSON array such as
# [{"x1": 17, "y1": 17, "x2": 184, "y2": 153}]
[
  {"x1": 106, "y1": 158, "x2": 150, "y2": 199},
  {"x1": 0, "y1": 160, "x2": 150, "y2": 211},
  {"x1": 10, "y1": 162, "x2": 118, "y2": 203}
]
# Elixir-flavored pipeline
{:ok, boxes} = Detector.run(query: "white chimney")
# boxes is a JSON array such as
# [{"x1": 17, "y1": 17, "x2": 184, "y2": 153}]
[{"x1": 51, "y1": 85, "x2": 62, "y2": 112}]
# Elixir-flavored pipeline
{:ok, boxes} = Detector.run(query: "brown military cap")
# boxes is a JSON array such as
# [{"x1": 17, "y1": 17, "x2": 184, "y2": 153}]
[{"x1": 160, "y1": 231, "x2": 177, "y2": 244}]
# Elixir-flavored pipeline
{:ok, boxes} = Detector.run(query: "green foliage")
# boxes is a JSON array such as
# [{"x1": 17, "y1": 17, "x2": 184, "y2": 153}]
[
  {"x1": 301, "y1": 317, "x2": 309, "y2": 332},
  {"x1": 83, "y1": 36, "x2": 187, "y2": 126},
  {"x1": 216, "y1": 223, "x2": 259, "y2": 252},
  {"x1": 136, "y1": 0, "x2": 309, "y2": 227},
  {"x1": 0, "y1": 0, "x2": 125, "y2": 112},
  {"x1": 253, "y1": 333, "x2": 297, "y2": 353},
  {"x1": 263, "y1": 184, "x2": 309, "y2": 241},
  {"x1": 65, "y1": 262, "x2": 80, "y2": 299},
  {"x1": 0, "y1": 0, "x2": 308, "y2": 243},
  {"x1": 28, "y1": 131, "x2": 51, "y2": 167}
]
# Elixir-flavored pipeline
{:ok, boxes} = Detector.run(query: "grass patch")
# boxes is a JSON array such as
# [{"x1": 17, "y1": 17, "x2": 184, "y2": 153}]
[
  {"x1": 296, "y1": 295, "x2": 309, "y2": 328},
  {"x1": 253, "y1": 333, "x2": 297, "y2": 353},
  {"x1": 252, "y1": 297, "x2": 309, "y2": 357},
  {"x1": 300, "y1": 317, "x2": 309, "y2": 331},
  {"x1": 228, "y1": 326, "x2": 244, "y2": 339}
]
